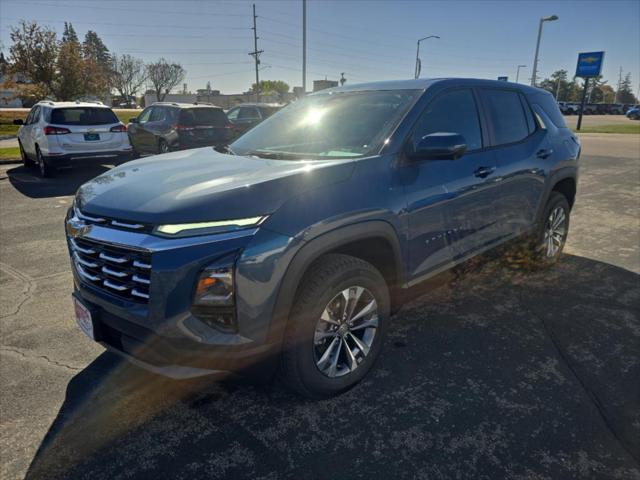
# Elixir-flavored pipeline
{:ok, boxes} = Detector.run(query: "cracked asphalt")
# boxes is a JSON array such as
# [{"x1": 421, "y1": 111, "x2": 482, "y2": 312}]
[{"x1": 1, "y1": 134, "x2": 639, "y2": 480}]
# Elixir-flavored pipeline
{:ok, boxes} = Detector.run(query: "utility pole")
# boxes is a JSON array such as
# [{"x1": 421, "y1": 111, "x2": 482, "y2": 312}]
[
  {"x1": 249, "y1": 3, "x2": 264, "y2": 102},
  {"x1": 515, "y1": 64, "x2": 526, "y2": 83},
  {"x1": 302, "y1": 0, "x2": 307, "y2": 94},
  {"x1": 615, "y1": 66, "x2": 622, "y2": 103}
]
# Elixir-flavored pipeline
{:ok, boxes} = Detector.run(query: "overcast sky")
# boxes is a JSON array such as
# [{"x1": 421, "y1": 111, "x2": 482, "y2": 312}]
[{"x1": 1, "y1": 0, "x2": 639, "y2": 96}]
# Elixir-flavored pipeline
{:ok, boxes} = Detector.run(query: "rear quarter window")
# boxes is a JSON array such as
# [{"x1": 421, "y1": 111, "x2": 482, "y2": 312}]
[
  {"x1": 530, "y1": 92, "x2": 567, "y2": 128},
  {"x1": 179, "y1": 108, "x2": 229, "y2": 126},
  {"x1": 51, "y1": 107, "x2": 118, "y2": 126}
]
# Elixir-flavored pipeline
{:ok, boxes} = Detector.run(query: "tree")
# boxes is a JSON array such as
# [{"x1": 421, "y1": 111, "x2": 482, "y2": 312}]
[
  {"x1": 146, "y1": 58, "x2": 185, "y2": 101},
  {"x1": 83, "y1": 30, "x2": 110, "y2": 67},
  {"x1": 0, "y1": 52, "x2": 8, "y2": 76},
  {"x1": 62, "y1": 22, "x2": 78, "y2": 43},
  {"x1": 617, "y1": 73, "x2": 637, "y2": 104},
  {"x1": 9, "y1": 21, "x2": 58, "y2": 95},
  {"x1": 538, "y1": 70, "x2": 574, "y2": 101},
  {"x1": 55, "y1": 26, "x2": 85, "y2": 100},
  {"x1": 111, "y1": 54, "x2": 147, "y2": 103},
  {"x1": 82, "y1": 31, "x2": 111, "y2": 98},
  {"x1": 251, "y1": 80, "x2": 289, "y2": 96}
]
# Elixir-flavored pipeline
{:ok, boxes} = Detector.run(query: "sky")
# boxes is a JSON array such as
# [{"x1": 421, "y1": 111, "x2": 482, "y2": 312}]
[{"x1": 1, "y1": 0, "x2": 639, "y2": 96}]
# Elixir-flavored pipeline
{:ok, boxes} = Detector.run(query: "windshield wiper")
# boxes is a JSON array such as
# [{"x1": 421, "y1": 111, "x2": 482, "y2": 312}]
[
  {"x1": 246, "y1": 150, "x2": 306, "y2": 160},
  {"x1": 214, "y1": 144, "x2": 236, "y2": 155}
]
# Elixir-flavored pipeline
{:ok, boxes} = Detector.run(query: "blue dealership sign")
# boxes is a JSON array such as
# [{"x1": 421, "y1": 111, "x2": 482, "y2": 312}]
[{"x1": 575, "y1": 51, "x2": 605, "y2": 78}]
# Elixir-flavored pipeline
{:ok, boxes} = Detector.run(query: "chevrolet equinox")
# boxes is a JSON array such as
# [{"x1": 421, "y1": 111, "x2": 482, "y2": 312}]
[{"x1": 66, "y1": 79, "x2": 580, "y2": 398}]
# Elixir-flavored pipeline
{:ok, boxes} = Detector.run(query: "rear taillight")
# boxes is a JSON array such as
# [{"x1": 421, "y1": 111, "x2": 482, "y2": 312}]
[
  {"x1": 173, "y1": 124, "x2": 195, "y2": 132},
  {"x1": 43, "y1": 126, "x2": 71, "y2": 135},
  {"x1": 110, "y1": 124, "x2": 127, "y2": 133}
]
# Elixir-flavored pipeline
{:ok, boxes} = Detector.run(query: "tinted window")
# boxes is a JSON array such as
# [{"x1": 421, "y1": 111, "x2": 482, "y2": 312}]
[
  {"x1": 482, "y1": 89, "x2": 530, "y2": 145},
  {"x1": 138, "y1": 108, "x2": 152, "y2": 124},
  {"x1": 226, "y1": 108, "x2": 239, "y2": 121},
  {"x1": 179, "y1": 108, "x2": 228, "y2": 126},
  {"x1": 412, "y1": 89, "x2": 482, "y2": 151},
  {"x1": 51, "y1": 107, "x2": 118, "y2": 126},
  {"x1": 531, "y1": 92, "x2": 567, "y2": 128},
  {"x1": 149, "y1": 107, "x2": 166, "y2": 122},
  {"x1": 25, "y1": 107, "x2": 36, "y2": 124},
  {"x1": 239, "y1": 107, "x2": 260, "y2": 120},
  {"x1": 520, "y1": 94, "x2": 536, "y2": 135},
  {"x1": 259, "y1": 106, "x2": 280, "y2": 118}
]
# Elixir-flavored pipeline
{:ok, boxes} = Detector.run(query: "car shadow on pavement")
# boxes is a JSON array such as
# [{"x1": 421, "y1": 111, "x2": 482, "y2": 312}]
[
  {"x1": 25, "y1": 254, "x2": 640, "y2": 480},
  {"x1": 6, "y1": 163, "x2": 116, "y2": 199}
]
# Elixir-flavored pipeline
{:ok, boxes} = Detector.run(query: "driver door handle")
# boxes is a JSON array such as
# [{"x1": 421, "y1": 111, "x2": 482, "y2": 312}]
[
  {"x1": 537, "y1": 148, "x2": 553, "y2": 159},
  {"x1": 474, "y1": 166, "x2": 495, "y2": 178}
]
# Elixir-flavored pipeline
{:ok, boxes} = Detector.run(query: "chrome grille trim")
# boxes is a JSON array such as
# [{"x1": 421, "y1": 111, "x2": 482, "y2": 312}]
[
  {"x1": 99, "y1": 252, "x2": 128, "y2": 264},
  {"x1": 111, "y1": 220, "x2": 145, "y2": 230},
  {"x1": 132, "y1": 274, "x2": 150, "y2": 285},
  {"x1": 69, "y1": 237, "x2": 151, "y2": 303}
]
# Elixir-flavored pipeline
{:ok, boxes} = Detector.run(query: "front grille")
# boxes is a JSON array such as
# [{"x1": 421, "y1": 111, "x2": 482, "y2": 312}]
[
  {"x1": 70, "y1": 237, "x2": 151, "y2": 303},
  {"x1": 76, "y1": 207, "x2": 154, "y2": 234}
]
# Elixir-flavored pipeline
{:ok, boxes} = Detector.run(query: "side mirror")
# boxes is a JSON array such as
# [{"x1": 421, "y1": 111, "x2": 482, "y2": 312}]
[
  {"x1": 129, "y1": 117, "x2": 138, "y2": 123},
  {"x1": 408, "y1": 132, "x2": 467, "y2": 160},
  {"x1": 13, "y1": 119, "x2": 24, "y2": 125}
]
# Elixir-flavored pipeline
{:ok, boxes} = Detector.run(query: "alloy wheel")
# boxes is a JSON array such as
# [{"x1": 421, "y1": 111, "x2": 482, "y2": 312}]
[
  {"x1": 313, "y1": 286, "x2": 378, "y2": 378},
  {"x1": 542, "y1": 206, "x2": 566, "y2": 258}
]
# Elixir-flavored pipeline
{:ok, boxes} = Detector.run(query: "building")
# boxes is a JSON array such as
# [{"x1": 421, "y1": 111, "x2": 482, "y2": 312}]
[
  {"x1": 143, "y1": 92, "x2": 197, "y2": 107},
  {"x1": 313, "y1": 79, "x2": 339, "y2": 92}
]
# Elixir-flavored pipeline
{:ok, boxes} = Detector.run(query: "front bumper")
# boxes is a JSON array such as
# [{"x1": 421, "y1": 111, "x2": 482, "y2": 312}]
[{"x1": 67, "y1": 220, "x2": 294, "y2": 378}]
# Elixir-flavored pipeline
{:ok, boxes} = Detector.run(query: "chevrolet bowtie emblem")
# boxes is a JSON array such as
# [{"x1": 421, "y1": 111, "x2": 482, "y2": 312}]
[{"x1": 66, "y1": 216, "x2": 92, "y2": 238}]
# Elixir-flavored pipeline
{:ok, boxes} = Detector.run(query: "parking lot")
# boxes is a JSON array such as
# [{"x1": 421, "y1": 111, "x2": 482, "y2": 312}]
[{"x1": 1, "y1": 134, "x2": 639, "y2": 479}]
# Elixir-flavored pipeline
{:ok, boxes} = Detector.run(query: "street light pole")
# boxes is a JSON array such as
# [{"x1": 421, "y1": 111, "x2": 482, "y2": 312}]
[
  {"x1": 516, "y1": 64, "x2": 526, "y2": 83},
  {"x1": 531, "y1": 15, "x2": 558, "y2": 87},
  {"x1": 414, "y1": 35, "x2": 439, "y2": 79}
]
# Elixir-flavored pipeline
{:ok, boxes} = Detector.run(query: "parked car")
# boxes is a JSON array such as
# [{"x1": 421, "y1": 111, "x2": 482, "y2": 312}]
[
  {"x1": 127, "y1": 103, "x2": 232, "y2": 156},
  {"x1": 626, "y1": 107, "x2": 640, "y2": 120},
  {"x1": 14, "y1": 101, "x2": 132, "y2": 177},
  {"x1": 558, "y1": 101, "x2": 579, "y2": 115},
  {"x1": 226, "y1": 102, "x2": 284, "y2": 138},
  {"x1": 66, "y1": 79, "x2": 579, "y2": 398}
]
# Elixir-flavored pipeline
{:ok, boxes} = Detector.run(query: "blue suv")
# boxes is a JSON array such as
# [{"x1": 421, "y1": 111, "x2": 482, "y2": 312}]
[{"x1": 66, "y1": 79, "x2": 580, "y2": 398}]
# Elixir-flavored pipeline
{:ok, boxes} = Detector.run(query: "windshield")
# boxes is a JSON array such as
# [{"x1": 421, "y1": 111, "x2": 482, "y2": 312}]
[
  {"x1": 230, "y1": 90, "x2": 421, "y2": 159},
  {"x1": 50, "y1": 107, "x2": 118, "y2": 125}
]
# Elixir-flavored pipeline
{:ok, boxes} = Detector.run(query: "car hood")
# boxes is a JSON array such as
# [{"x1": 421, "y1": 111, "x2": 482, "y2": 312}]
[{"x1": 77, "y1": 147, "x2": 356, "y2": 225}]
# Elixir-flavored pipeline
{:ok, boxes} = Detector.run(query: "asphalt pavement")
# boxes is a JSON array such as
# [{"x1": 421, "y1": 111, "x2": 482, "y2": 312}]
[{"x1": 0, "y1": 135, "x2": 639, "y2": 479}]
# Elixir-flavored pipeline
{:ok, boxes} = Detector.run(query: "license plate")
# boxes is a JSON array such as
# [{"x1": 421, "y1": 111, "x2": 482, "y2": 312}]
[
  {"x1": 84, "y1": 133, "x2": 100, "y2": 141},
  {"x1": 74, "y1": 297, "x2": 95, "y2": 340}
]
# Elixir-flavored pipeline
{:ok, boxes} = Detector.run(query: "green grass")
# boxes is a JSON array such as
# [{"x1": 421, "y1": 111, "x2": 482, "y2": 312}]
[
  {"x1": 572, "y1": 124, "x2": 640, "y2": 134},
  {"x1": 0, "y1": 124, "x2": 20, "y2": 135},
  {"x1": 0, "y1": 147, "x2": 21, "y2": 161}
]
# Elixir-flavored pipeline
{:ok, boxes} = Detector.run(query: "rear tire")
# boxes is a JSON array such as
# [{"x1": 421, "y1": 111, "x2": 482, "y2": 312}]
[
  {"x1": 528, "y1": 192, "x2": 570, "y2": 267},
  {"x1": 158, "y1": 139, "x2": 169, "y2": 154},
  {"x1": 19, "y1": 141, "x2": 34, "y2": 168},
  {"x1": 280, "y1": 254, "x2": 389, "y2": 398},
  {"x1": 36, "y1": 147, "x2": 55, "y2": 178}
]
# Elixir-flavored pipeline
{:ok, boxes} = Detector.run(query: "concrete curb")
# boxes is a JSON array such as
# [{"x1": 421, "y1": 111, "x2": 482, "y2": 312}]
[{"x1": 0, "y1": 159, "x2": 21, "y2": 165}]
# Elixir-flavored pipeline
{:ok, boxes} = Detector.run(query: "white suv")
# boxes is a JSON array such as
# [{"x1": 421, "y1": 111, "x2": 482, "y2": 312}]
[{"x1": 15, "y1": 101, "x2": 133, "y2": 177}]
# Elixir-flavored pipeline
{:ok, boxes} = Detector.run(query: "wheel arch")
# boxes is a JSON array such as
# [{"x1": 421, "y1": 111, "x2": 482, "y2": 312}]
[{"x1": 267, "y1": 221, "x2": 404, "y2": 347}]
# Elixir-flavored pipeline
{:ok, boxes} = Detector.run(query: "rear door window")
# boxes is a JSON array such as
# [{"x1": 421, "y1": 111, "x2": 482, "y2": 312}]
[
  {"x1": 51, "y1": 107, "x2": 118, "y2": 126},
  {"x1": 239, "y1": 107, "x2": 261, "y2": 120},
  {"x1": 179, "y1": 108, "x2": 228, "y2": 126},
  {"x1": 149, "y1": 107, "x2": 166, "y2": 122},
  {"x1": 481, "y1": 89, "x2": 530, "y2": 145},
  {"x1": 412, "y1": 88, "x2": 483, "y2": 151}
]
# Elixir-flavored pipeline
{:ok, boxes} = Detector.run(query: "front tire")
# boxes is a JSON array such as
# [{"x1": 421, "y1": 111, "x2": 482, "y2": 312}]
[
  {"x1": 158, "y1": 139, "x2": 170, "y2": 154},
  {"x1": 280, "y1": 254, "x2": 389, "y2": 398}
]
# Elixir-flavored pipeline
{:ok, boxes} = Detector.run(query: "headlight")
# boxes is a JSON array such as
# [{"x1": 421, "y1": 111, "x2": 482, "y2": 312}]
[
  {"x1": 191, "y1": 254, "x2": 237, "y2": 333},
  {"x1": 155, "y1": 216, "x2": 268, "y2": 237}
]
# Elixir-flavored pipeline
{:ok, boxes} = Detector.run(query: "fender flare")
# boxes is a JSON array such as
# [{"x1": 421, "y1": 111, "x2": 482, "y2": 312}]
[
  {"x1": 266, "y1": 220, "x2": 404, "y2": 347},
  {"x1": 535, "y1": 167, "x2": 578, "y2": 225}
]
